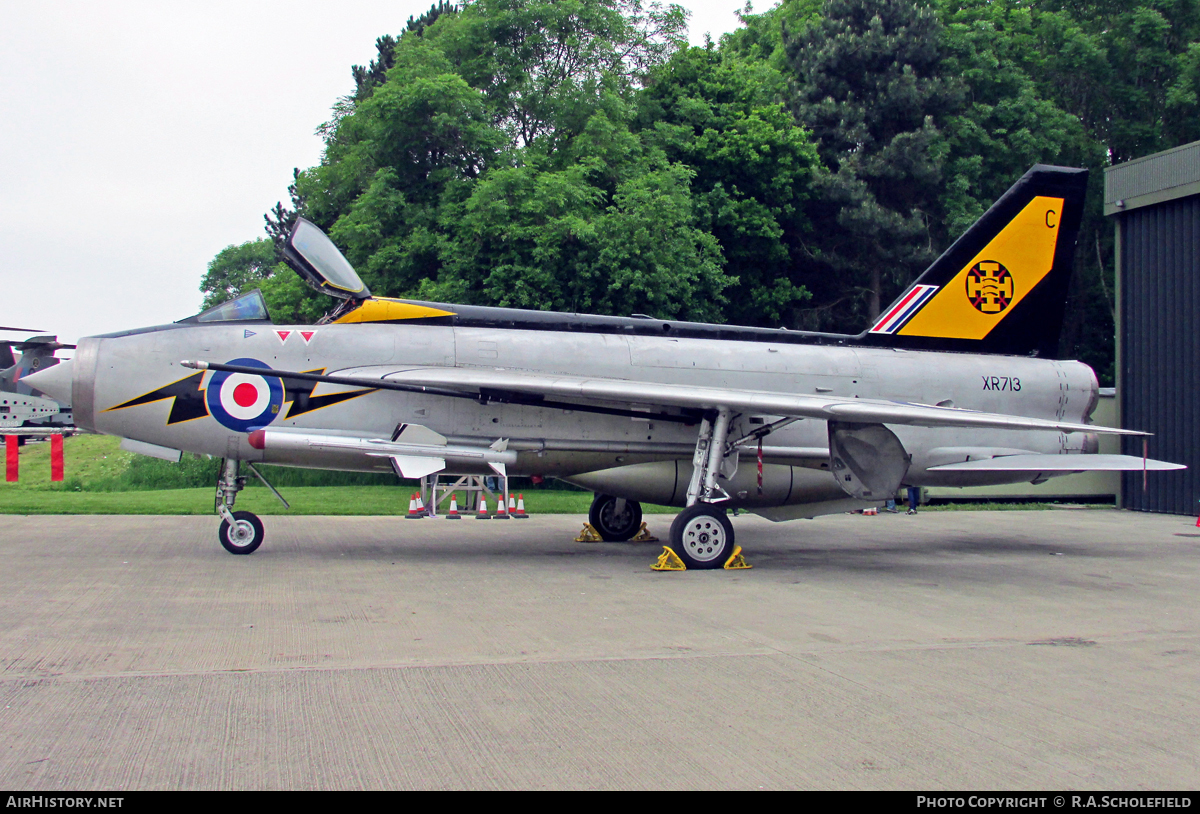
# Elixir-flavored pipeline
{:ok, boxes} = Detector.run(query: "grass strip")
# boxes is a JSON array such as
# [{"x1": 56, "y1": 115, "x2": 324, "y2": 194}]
[{"x1": 0, "y1": 486, "x2": 683, "y2": 516}]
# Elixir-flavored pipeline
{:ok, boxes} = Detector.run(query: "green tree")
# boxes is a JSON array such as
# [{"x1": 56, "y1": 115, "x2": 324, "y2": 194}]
[
  {"x1": 276, "y1": 0, "x2": 725, "y2": 321},
  {"x1": 934, "y1": 0, "x2": 1111, "y2": 378},
  {"x1": 307, "y1": 39, "x2": 503, "y2": 297},
  {"x1": 436, "y1": 0, "x2": 688, "y2": 151},
  {"x1": 635, "y1": 44, "x2": 820, "y2": 326},
  {"x1": 199, "y1": 239, "x2": 280, "y2": 310},
  {"x1": 932, "y1": 0, "x2": 1200, "y2": 381},
  {"x1": 1030, "y1": 0, "x2": 1200, "y2": 164},
  {"x1": 722, "y1": 0, "x2": 823, "y2": 65},
  {"x1": 350, "y1": 3, "x2": 460, "y2": 102},
  {"x1": 936, "y1": 1, "x2": 1092, "y2": 232},
  {"x1": 785, "y1": 0, "x2": 962, "y2": 327},
  {"x1": 430, "y1": 101, "x2": 731, "y2": 320},
  {"x1": 351, "y1": 35, "x2": 399, "y2": 102}
]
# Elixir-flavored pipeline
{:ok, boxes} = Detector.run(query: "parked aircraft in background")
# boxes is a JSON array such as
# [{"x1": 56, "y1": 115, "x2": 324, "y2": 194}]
[
  {"x1": 26, "y1": 166, "x2": 1183, "y2": 566},
  {"x1": 0, "y1": 329, "x2": 74, "y2": 437}
]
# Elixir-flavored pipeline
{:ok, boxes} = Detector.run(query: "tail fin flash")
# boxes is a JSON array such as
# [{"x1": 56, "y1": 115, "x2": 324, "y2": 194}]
[{"x1": 865, "y1": 165, "x2": 1088, "y2": 356}]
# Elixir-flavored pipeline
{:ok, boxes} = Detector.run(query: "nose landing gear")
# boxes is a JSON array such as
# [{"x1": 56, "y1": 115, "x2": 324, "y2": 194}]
[
  {"x1": 218, "y1": 510, "x2": 265, "y2": 555},
  {"x1": 215, "y1": 458, "x2": 264, "y2": 554}
]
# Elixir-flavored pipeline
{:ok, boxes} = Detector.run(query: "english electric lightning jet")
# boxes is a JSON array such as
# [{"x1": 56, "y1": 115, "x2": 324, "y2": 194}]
[
  {"x1": 0, "y1": 330, "x2": 74, "y2": 436},
  {"x1": 25, "y1": 165, "x2": 1184, "y2": 566}
]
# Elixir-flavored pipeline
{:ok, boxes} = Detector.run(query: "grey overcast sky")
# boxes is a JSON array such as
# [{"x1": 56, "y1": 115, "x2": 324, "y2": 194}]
[{"x1": 0, "y1": 1, "x2": 750, "y2": 343}]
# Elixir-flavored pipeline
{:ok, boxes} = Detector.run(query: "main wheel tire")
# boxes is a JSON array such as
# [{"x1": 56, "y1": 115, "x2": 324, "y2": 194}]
[
  {"x1": 218, "y1": 510, "x2": 265, "y2": 555},
  {"x1": 588, "y1": 493, "x2": 643, "y2": 542},
  {"x1": 670, "y1": 504, "x2": 734, "y2": 570}
]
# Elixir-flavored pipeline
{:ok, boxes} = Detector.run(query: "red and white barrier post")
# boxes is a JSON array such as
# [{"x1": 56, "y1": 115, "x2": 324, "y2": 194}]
[
  {"x1": 50, "y1": 434, "x2": 63, "y2": 482},
  {"x1": 5, "y1": 436, "x2": 16, "y2": 483}
]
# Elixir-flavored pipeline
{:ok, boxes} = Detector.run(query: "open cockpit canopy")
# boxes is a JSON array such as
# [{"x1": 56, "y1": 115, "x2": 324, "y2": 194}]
[{"x1": 281, "y1": 218, "x2": 370, "y2": 301}]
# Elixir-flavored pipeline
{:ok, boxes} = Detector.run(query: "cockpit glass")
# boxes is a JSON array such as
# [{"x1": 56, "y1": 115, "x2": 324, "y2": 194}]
[
  {"x1": 190, "y1": 289, "x2": 271, "y2": 323},
  {"x1": 290, "y1": 220, "x2": 366, "y2": 295}
]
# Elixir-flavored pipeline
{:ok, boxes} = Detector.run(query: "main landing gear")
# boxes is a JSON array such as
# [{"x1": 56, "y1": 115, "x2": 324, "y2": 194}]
[
  {"x1": 668, "y1": 407, "x2": 739, "y2": 570},
  {"x1": 670, "y1": 503, "x2": 734, "y2": 569},
  {"x1": 215, "y1": 458, "x2": 264, "y2": 554},
  {"x1": 589, "y1": 493, "x2": 643, "y2": 542}
]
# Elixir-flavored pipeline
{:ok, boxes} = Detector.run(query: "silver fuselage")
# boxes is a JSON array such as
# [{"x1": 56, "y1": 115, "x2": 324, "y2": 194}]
[{"x1": 67, "y1": 320, "x2": 1099, "y2": 513}]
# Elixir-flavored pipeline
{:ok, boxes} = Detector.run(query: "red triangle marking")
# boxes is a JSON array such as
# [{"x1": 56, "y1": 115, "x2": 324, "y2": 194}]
[
  {"x1": 276, "y1": 330, "x2": 291, "y2": 342},
  {"x1": 300, "y1": 331, "x2": 315, "y2": 343}
]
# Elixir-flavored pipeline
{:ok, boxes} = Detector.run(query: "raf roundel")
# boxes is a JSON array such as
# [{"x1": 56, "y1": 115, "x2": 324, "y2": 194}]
[{"x1": 205, "y1": 358, "x2": 284, "y2": 432}]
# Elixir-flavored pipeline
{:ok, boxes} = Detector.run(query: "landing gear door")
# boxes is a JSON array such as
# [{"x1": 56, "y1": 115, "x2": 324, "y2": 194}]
[{"x1": 828, "y1": 421, "x2": 911, "y2": 501}]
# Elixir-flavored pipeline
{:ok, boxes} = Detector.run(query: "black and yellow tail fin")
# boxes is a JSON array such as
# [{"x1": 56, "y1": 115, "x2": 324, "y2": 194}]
[{"x1": 862, "y1": 165, "x2": 1088, "y2": 356}]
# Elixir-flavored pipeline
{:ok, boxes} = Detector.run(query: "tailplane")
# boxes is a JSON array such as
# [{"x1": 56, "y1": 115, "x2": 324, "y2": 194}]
[{"x1": 862, "y1": 165, "x2": 1088, "y2": 356}]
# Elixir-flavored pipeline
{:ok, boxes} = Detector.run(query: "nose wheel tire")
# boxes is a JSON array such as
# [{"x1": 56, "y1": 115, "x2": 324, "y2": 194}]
[
  {"x1": 589, "y1": 494, "x2": 643, "y2": 542},
  {"x1": 218, "y1": 511, "x2": 265, "y2": 555},
  {"x1": 670, "y1": 504, "x2": 734, "y2": 570}
]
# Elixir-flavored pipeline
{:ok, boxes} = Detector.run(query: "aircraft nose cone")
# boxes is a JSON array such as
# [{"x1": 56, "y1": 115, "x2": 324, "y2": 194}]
[{"x1": 22, "y1": 358, "x2": 73, "y2": 405}]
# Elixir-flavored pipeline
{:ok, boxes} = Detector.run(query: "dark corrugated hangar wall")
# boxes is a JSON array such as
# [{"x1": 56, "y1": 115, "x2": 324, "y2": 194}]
[{"x1": 1119, "y1": 196, "x2": 1200, "y2": 514}]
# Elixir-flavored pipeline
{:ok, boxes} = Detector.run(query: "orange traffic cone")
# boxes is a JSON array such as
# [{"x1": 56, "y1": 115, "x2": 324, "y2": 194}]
[
  {"x1": 495, "y1": 495, "x2": 510, "y2": 519},
  {"x1": 445, "y1": 493, "x2": 461, "y2": 519},
  {"x1": 475, "y1": 494, "x2": 490, "y2": 519},
  {"x1": 514, "y1": 494, "x2": 528, "y2": 518},
  {"x1": 406, "y1": 493, "x2": 424, "y2": 519}
]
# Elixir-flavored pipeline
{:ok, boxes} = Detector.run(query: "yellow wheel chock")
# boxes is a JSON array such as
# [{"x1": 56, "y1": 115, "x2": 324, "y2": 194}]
[
  {"x1": 652, "y1": 546, "x2": 687, "y2": 571},
  {"x1": 631, "y1": 522, "x2": 658, "y2": 543},
  {"x1": 651, "y1": 545, "x2": 751, "y2": 571},
  {"x1": 575, "y1": 523, "x2": 604, "y2": 543},
  {"x1": 723, "y1": 545, "x2": 752, "y2": 570}
]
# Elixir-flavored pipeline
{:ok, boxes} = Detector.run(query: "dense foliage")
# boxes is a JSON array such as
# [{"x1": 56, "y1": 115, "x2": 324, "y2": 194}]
[{"x1": 200, "y1": 0, "x2": 1200, "y2": 384}]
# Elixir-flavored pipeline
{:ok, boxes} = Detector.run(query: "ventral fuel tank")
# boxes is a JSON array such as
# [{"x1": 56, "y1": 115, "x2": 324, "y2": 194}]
[{"x1": 561, "y1": 460, "x2": 849, "y2": 509}]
